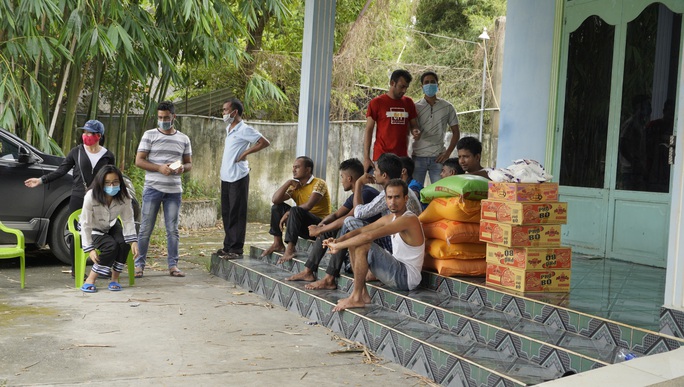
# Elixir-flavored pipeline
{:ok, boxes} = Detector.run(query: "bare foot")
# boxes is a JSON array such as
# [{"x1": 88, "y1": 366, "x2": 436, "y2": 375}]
[
  {"x1": 260, "y1": 243, "x2": 285, "y2": 257},
  {"x1": 285, "y1": 269, "x2": 316, "y2": 282},
  {"x1": 277, "y1": 245, "x2": 297, "y2": 264},
  {"x1": 333, "y1": 294, "x2": 371, "y2": 311},
  {"x1": 305, "y1": 275, "x2": 337, "y2": 290},
  {"x1": 365, "y1": 272, "x2": 378, "y2": 281}
]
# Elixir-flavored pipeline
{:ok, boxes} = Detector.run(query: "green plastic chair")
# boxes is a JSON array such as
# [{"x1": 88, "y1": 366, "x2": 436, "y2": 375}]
[
  {"x1": 0, "y1": 221, "x2": 26, "y2": 289},
  {"x1": 68, "y1": 209, "x2": 135, "y2": 289}
]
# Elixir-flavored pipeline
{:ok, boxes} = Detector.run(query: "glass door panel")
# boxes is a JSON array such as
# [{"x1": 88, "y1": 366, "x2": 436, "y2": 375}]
[
  {"x1": 560, "y1": 16, "x2": 614, "y2": 188},
  {"x1": 616, "y1": 3, "x2": 681, "y2": 192}
]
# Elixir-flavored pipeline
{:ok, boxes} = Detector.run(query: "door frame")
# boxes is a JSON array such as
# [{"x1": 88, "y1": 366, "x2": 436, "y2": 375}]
[{"x1": 549, "y1": 0, "x2": 684, "y2": 265}]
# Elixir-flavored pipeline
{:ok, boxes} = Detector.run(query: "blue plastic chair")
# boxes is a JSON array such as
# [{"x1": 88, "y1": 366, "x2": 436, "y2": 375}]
[
  {"x1": 0, "y1": 221, "x2": 26, "y2": 289},
  {"x1": 67, "y1": 209, "x2": 135, "y2": 288}
]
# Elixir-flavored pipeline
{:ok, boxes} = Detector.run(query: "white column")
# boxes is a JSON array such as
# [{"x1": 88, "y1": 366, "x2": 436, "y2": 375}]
[
  {"x1": 664, "y1": 36, "x2": 684, "y2": 311},
  {"x1": 297, "y1": 0, "x2": 336, "y2": 178}
]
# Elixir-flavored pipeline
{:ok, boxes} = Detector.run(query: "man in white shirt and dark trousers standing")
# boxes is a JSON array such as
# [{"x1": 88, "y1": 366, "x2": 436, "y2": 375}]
[
  {"x1": 217, "y1": 98, "x2": 270, "y2": 260},
  {"x1": 412, "y1": 71, "x2": 460, "y2": 186}
]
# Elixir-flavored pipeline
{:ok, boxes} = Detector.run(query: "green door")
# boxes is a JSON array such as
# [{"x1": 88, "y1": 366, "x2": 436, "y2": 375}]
[{"x1": 554, "y1": 0, "x2": 683, "y2": 267}]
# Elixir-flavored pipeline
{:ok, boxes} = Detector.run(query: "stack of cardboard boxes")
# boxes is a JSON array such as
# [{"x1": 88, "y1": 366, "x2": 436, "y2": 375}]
[{"x1": 478, "y1": 182, "x2": 572, "y2": 292}]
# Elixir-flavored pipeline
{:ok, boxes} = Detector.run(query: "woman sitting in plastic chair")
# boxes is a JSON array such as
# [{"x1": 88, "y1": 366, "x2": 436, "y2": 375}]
[{"x1": 79, "y1": 165, "x2": 138, "y2": 293}]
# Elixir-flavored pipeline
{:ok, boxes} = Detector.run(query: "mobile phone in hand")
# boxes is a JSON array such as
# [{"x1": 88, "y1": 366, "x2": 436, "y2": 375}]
[{"x1": 366, "y1": 165, "x2": 374, "y2": 176}]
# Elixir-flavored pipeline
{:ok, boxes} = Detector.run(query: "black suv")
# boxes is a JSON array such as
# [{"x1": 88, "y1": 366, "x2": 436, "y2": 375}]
[{"x1": 0, "y1": 128, "x2": 140, "y2": 264}]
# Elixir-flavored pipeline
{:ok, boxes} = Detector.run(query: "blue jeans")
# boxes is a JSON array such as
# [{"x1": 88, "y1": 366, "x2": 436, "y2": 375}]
[
  {"x1": 412, "y1": 156, "x2": 442, "y2": 186},
  {"x1": 135, "y1": 187, "x2": 182, "y2": 269},
  {"x1": 366, "y1": 243, "x2": 409, "y2": 291}
]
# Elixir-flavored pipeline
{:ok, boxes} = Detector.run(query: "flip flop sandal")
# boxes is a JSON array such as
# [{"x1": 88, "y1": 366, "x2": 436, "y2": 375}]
[
  {"x1": 134, "y1": 269, "x2": 144, "y2": 278},
  {"x1": 80, "y1": 283, "x2": 97, "y2": 293},
  {"x1": 108, "y1": 281, "x2": 122, "y2": 291},
  {"x1": 169, "y1": 269, "x2": 185, "y2": 277}
]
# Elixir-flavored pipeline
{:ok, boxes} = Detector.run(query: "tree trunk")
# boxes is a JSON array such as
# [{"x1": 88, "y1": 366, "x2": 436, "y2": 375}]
[{"x1": 240, "y1": 11, "x2": 271, "y2": 92}]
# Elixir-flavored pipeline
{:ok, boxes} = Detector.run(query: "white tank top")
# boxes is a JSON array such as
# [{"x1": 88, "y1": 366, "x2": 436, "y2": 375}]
[{"x1": 390, "y1": 210, "x2": 425, "y2": 289}]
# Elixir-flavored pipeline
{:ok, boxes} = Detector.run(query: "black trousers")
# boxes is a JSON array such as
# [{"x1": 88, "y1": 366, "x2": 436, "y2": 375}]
[
  {"x1": 268, "y1": 204, "x2": 321, "y2": 244},
  {"x1": 324, "y1": 228, "x2": 349, "y2": 277},
  {"x1": 221, "y1": 176, "x2": 250, "y2": 254},
  {"x1": 90, "y1": 221, "x2": 130, "y2": 276},
  {"x1": 322, "y1": 218, "x2": 393, "y2": 278},
  {"x1": 303, "y1": 228, "x2": 339, "y2": 272}
]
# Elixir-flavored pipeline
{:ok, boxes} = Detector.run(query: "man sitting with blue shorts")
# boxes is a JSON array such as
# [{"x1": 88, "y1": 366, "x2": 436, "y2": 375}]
[{"x1": 324, "y1": 179, "x2": 425, "y2": 311}]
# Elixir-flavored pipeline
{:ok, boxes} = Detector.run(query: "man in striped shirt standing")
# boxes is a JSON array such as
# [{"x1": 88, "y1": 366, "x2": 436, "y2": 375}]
[{"x1": 134, "y1": 101, "x2": 193, "y2": 278}]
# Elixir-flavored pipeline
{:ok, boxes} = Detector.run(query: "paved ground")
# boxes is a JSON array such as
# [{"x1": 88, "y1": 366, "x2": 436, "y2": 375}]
[{"x1": 0, "y1": 224, "x2": 433, "y2": 386}]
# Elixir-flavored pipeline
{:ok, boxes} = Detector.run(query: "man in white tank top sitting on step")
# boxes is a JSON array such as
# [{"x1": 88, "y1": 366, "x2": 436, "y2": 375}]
[{"x1": 324, "y1": 178, "x2": 425, "y2": 311}]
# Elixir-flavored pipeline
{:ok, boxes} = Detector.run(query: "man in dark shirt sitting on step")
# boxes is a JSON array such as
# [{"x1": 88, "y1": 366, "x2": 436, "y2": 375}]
[
  {"x1": 285, "y1": 158, "x2": 379, "y2": 282},
  {"x1": 303, "y1": 152, "x2": 422, "y2": 290}
]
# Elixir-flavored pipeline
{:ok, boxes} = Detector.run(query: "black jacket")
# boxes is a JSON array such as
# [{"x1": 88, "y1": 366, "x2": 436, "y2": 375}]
[{"x1": 42, "y1": 145, "x2": 116, "y2": 197}]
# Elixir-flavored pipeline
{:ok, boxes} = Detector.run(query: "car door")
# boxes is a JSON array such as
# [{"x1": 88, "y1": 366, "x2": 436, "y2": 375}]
[{"x1": 0, "y1": 131, "x2": 48, "y2": 243}]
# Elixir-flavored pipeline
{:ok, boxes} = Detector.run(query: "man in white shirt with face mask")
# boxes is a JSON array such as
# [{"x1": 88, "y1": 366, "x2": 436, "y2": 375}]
[
  {"x1": 412, "y1": 71, "x2": 460, "y2": 186},
  {"x1": 216, "y1": 98, "x2": 270, "y2": 260}
]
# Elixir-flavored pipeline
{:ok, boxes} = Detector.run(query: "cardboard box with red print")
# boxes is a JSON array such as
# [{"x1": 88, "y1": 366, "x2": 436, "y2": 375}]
[
  {"x1": 486, "y1": 263, "x2": 571, "y2": 292},
  {"x1": 479, "y1": 220, "x2": 562, "y2": 247},
  {"x1": 485, "y1": 244, "x2": 572, "y2": 269},
  {"x1": 480, "y1": 199, "x2": 568, "y2": 225},
  {"x1": 487, "y1": 182, "x2": 559, "y2": 203}
]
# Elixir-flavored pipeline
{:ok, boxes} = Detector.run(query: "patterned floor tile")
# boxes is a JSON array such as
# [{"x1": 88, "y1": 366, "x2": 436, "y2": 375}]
[
  {"x1": 426, "y1": 330, "x2": 477, "y2": 355},
  {"x1": 214, "y1": 247, "x2": 684, "y2": 387}
]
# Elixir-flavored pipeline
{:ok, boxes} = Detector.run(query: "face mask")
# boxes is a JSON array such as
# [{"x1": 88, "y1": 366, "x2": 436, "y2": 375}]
[
  {"x1": 158, "y1": 120, "x2": 173, "y2": 131},
  {"x1": 82, "y1": 134, "x2": 100, "y2": 146},
  {"x1": 423, "y1": 83, "x2": 438, "y2": 97},
  {"x1": 104, "y1": 185, "x2": 120, "y2": 196},
  {"x1": 223, "y1": 111, "x2": 235, "y2": 124}
]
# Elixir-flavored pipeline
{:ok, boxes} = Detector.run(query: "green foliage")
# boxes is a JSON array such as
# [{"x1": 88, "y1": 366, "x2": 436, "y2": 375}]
[
  {"x1": 3, "y1": 0, "x2": 505, "y2": 157},
  {"x1": 124, "y1": 165, "x2": 146, "y2": 202},
  {"x1": 397, "y1": 0, "x2": 506, "y2": 132},
  {"x1": 182, "y1": 174, "x2": 216, "y2": 199},
  {"x1": 125, "y1": 164, "x2": 215, "y2": 200},
  {"x1": 1, "y1": 0, "x2": 293, "y2": 161}
]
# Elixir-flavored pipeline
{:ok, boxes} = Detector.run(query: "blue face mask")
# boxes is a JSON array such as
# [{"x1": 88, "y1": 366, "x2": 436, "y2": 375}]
[
  {"x1": 158, "y1": 120, "x2": 173, "y2": 131},
  {"x1": 104, "y1": 185, "x2": 120, "y2": 197},
  {"x1": 423, "y1": 83, "x2": 438, "y2": 97}
]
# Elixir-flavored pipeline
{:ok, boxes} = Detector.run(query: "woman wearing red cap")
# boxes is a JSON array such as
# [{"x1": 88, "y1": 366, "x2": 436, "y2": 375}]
[{"x1": 24, "y1": 120, "x2": 116, "y2": 277}]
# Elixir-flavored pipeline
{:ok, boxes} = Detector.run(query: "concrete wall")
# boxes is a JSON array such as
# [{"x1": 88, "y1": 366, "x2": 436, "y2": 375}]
[
  {"x1": 497, "y1": 0, "x2": 557, "y2": 167},
  {"x1": 178, "y1": 118, "x2": 369, "y2": 223}
]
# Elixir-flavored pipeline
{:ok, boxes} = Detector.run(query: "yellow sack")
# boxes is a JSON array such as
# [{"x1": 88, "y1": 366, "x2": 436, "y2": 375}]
[
  {"x1": 418, "y1": 197, "x2": 482, "y2": 224},
  {"x1": 423, "y1": 255, "x2": 486, "y2": 277},
  {"x1": 425, "y1": 239, "x2": 486, "y2": 260},
  {"x1": 422, "y1": 220, "x2": 481, "y2": 244}
]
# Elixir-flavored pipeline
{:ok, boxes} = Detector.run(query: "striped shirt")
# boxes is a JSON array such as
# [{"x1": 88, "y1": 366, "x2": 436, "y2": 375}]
[{"x1": 137, "y1": 128, "x2": 192, "y2": 193}]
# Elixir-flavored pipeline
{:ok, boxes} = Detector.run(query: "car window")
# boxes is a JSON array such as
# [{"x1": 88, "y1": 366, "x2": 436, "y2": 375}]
[{"x1": 0, "y1": 135, "x2": 19, "y2": 160}]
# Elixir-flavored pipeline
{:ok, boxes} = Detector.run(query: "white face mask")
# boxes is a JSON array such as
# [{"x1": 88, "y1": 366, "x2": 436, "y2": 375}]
[{"x1": 223, "y1": 110, "x2": 236, "y2": 124}]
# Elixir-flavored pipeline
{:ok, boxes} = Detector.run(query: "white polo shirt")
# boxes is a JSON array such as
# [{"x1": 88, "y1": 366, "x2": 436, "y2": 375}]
[{"x1": 220, "y1": 121, "x2": 264, "y2": 183}]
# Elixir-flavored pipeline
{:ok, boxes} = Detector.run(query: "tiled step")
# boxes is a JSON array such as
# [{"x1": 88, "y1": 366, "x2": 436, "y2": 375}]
[
  {"x1": 289, "y1": 239, "x2": 683, "y2": 364},
  {"x1": 211, "y1": 251, "x2": 559, "y2": 386},
  {"x1": 271, "y1": 240, "x2": 683, "y2": 370},
  {"x1": 255, "y1": 246, "x2": 612, "y2": 375},
  {"x1": 419, "y1": 262, "x2": 683, "y2": 358}
]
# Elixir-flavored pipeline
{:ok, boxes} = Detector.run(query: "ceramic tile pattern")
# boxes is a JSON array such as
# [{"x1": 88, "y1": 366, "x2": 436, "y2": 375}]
[{"x1": 223, "y1": 246, "x2": 684, "y2": 386}]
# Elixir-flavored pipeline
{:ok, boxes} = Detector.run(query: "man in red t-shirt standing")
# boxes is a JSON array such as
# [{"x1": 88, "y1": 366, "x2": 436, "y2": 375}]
[{"x1": 363, "y1": 69, "x2": 421, "y2": 173}]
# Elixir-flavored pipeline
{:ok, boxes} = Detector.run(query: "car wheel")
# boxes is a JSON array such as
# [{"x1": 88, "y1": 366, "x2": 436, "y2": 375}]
[{"x1": 48, "y1": 204, "x2": 72, "y2": 265}]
